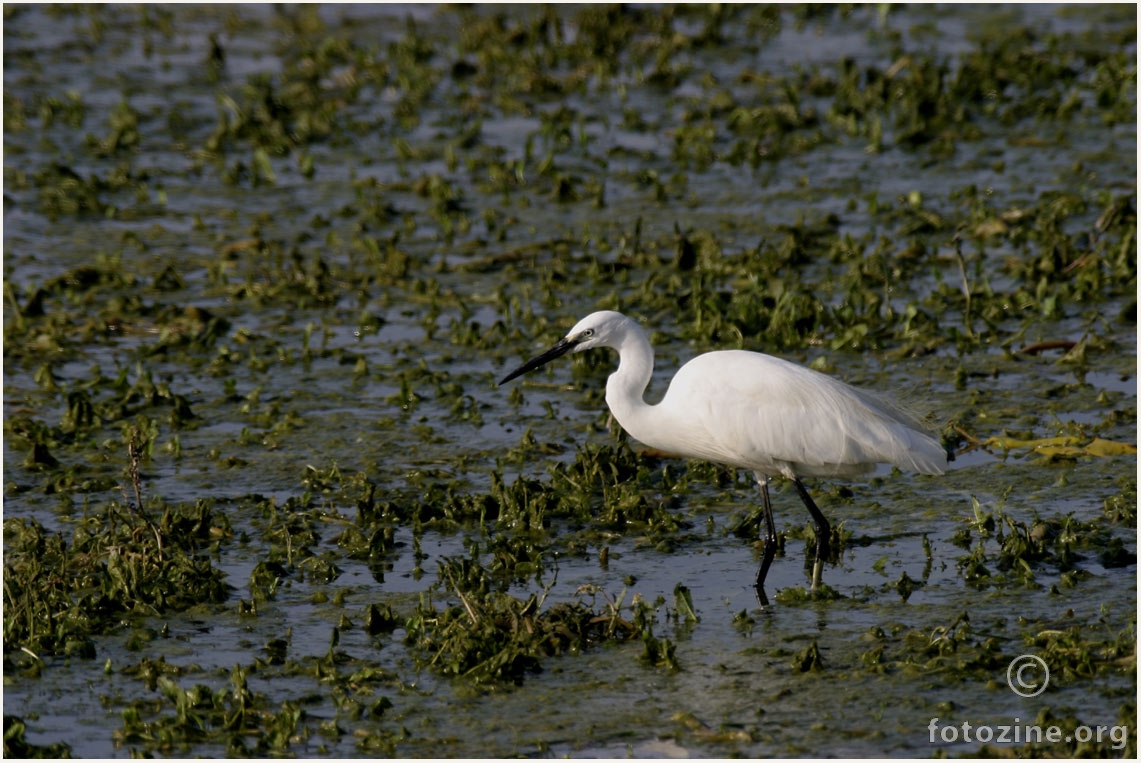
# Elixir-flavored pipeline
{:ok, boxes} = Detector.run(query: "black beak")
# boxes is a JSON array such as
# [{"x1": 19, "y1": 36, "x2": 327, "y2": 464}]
[{"x1": 499, "y1": 337, "x2": 577, "y2": 384}]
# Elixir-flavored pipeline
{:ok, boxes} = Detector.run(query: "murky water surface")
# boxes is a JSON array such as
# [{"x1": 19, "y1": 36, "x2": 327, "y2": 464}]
[{"x1": 3, "y1": 3, "x2": 1136, "y2": 758}]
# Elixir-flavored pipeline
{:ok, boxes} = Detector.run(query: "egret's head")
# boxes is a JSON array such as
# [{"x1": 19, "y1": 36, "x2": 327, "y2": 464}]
[
  {"x1": 498, "y1": 310, "x2": 631, "y2": 384},
  {"x1": 564, "y1": 310, "x2": 631, "y2": 351}
]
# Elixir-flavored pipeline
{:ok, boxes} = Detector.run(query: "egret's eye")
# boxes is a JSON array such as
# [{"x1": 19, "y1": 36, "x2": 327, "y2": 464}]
[{"x1": 582, "y1": 328, "x2": 595, "y2": 338}]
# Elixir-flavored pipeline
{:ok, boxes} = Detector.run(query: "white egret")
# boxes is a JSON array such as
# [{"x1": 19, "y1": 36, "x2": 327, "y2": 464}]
[{"x1": 499, "y1": 310, "x2": 947, "y2": 605}]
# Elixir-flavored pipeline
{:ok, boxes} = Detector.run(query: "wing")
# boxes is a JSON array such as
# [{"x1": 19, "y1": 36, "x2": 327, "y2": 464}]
[{"x1": 656, "y1": 350, "x2": 945, "y2": 478}]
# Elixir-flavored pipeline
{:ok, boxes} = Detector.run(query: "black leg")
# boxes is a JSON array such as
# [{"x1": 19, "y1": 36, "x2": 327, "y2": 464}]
[
  {"x1": 791, "y1": 477, "x2": 831, "y2": 566},
  {"x1": 754, "y1": 475, "x2": 778, "y2": 606}
]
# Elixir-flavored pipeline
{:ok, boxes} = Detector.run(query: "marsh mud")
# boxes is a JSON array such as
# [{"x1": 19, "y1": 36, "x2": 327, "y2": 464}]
[{"x1": 3, "y1": 4, "x2": 1136, "y2": 758}]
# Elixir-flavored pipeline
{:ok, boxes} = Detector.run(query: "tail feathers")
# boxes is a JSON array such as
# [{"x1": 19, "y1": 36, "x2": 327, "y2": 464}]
[
  {"x1": 894, "y1": 429, "x2": 948, "y2": 475},
  {"x1": 841, "y1": 381, "x2": 947, "y2": 475}
]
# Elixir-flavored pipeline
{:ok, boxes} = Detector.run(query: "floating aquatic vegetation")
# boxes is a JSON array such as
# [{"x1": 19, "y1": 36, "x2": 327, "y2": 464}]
[{"x1": 404, "y1": 553, "x2": 643, "y2": 686}]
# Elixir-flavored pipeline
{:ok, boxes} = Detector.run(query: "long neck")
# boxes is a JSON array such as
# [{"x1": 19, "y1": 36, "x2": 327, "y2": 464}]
[{"x1": 604, "y1": 326, "x2": 656, "y2": 440}]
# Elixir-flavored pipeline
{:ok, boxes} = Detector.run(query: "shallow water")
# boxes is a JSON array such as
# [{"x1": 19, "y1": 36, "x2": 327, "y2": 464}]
[{"x1": 3, "y1": 3, "x2": 1136, "y2": 758}]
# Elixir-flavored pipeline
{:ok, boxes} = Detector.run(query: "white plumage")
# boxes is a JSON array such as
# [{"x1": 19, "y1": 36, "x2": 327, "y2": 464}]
[
  {"x1": 500, "y1": 310, "x2": 946, "y2": 604},
  {"x1": 618, "y1": 348, "x2": 945, "y2": 479}
]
